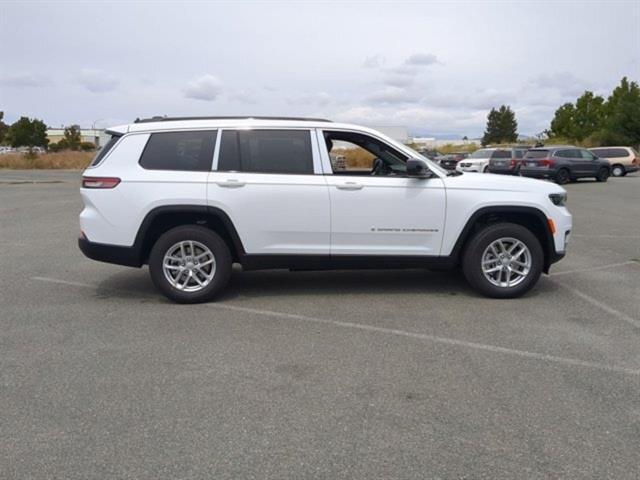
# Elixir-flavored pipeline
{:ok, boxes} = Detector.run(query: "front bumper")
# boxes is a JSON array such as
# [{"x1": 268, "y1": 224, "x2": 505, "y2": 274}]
[{"x1": 78, "y1": 237, "x2": 142, "y2": 267}]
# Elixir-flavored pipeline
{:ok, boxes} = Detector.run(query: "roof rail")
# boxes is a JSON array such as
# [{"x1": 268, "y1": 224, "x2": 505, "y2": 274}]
[{"x1": 133, "y1": 115, "x2": 332, "y2": 124}]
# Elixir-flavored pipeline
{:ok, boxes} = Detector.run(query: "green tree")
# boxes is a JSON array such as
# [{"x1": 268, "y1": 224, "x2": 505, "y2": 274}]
[
  {"x1": 64, "y1": 125, "x2": 82, "y2": 150},
  {"x1": 0, "y1": 111, "x2": 8, "y2": 145},
  {"x1": 6, "y1": 116, "x2": 49, "y2": 149},
  {"x1": 599, "y1": 77, "x2": 640, "y2": 146},
  {"x1": 482, "y1": 105, "x2": 518, "y2": 145},
  {"x1": 548, "y1": 103, "x2": 577, "y2": 139}
]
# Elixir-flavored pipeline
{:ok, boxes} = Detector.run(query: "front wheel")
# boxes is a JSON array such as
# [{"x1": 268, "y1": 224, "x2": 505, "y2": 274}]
[
  {"x1": 149, "y1": 225, "x2": 232, "y2": 303},
  {"x1": 596, "y1": 167, "x2": 610, "y2": 182},
  {"x1": 462, "y1": 223, "x2": 543, "y2": 298}
]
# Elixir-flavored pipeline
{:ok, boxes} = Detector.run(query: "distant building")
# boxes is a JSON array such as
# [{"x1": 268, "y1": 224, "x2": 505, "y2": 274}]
[{"x1": 46, "y1": 128, "x2": 111, "y2": 147}]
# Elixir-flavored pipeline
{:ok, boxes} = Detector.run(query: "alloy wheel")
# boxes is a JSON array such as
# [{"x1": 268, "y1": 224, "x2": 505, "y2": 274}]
[
  {"x1": 162, "y1": 240, "x2": 216, "y2": 292},
  {"x1": 481, "y1": 237, "x2": 532, "y2": 288}
]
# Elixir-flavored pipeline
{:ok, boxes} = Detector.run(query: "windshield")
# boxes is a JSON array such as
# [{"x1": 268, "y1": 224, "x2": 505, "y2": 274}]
[{"x1": 469, "y1": 149, "x2": 493, "y2": 159}]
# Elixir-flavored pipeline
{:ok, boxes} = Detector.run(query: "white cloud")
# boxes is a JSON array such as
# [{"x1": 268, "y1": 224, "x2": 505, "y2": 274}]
[
  {"x1": 230, "y1": 90, "x2": 257, "y2": 104},
  {"x1": 404, "y1": 53, "x2": 439, "y2": 67},
  {"x1": 184, "y1": 74, "x2": 223, "y2": 101},
  {"x1": 286, "y1": 91, "x2": 332, "y2": 106},
  {"x1": 77, "y1": 69, "x2": 119, "y2": 93},
  {"x1": 363, "y1": 54, "x2": 386, "y2": 69},
  {"x1": 0, "y1": 73, "x2": 53, "y2": 87},
  {"x1": 365, "y1": 86, "x2": 421, "y2": 105}
]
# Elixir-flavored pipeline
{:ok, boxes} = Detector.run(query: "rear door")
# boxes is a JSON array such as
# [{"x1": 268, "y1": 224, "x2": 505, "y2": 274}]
[{"x1": 208, "y1": 128, "x2": 330, "y2": 255}]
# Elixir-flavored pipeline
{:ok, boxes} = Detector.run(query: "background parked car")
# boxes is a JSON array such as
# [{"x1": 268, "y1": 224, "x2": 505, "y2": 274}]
[
  {"x1": 437, "y1": 152, "x2": 468, "y2": 170},
  {"x1": 487, "y1": 147, "x2": 529, "y2": 175},
  {"x1": 456, "y1": 148, "x2": 506, "y2": 173},
  {"x1": 519, "y1": 146, "x2": 611, "y2": 184},
  {"x1": 588, "y1": 147, "x2": 639, "y2": 177}
]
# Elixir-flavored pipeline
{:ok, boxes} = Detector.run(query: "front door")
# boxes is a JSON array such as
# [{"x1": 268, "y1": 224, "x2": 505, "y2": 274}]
[{"x1": 319, "y1": 129, "x2": 446, "y2": 256}]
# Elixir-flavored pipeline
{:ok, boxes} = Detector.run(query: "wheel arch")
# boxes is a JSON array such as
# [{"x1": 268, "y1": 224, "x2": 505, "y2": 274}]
[
  {"x1": 133, "y1": 205, "x2": 246, "y2": 265},
  {"x1": 450, "y1": 206, "x2": 555, "y2": 273}
]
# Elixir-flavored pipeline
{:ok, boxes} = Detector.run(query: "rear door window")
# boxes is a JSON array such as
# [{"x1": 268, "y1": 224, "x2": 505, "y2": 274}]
[
  {"x1": 218, "y1": 130, "x2": 313, "y2": 174},
  {"x1": 139, "y1": 130, "x2": 217, "y2": 171}
]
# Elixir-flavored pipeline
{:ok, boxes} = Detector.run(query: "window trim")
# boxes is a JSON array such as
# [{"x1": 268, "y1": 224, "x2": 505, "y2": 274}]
[{"x1": 212, "y1": 128, "x2": 322, "y2": 175}]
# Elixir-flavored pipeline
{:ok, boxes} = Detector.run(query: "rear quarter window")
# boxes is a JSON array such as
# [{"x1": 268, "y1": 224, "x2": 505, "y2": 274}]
[
  {"x1": 90, "y1": 135, "x2": 121, "y2": 167},
  {"x1": 607, "y1": 148, "x2": 630, "y2": 158},
  {"x1": 491, "y1": 150, "x2": 511, "y2": 159},
  {"x1": 139, "y1": 130, "x2": 217, "y2": 171}
]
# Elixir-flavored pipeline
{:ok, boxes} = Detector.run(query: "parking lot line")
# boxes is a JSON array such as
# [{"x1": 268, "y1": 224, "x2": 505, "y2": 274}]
[
  {"x1": 31, "y1": 276, "x2": 640, "y2": 377},
  {"x1": 552, "y1": 280, "x2": 640, "y2": 329},
  {"x1": 550, "y1": 260, "x2": 639, "y2": 276}
]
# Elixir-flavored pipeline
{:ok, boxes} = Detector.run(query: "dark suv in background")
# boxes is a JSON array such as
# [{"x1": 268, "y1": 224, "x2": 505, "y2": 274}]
[
  {"x1": 519, "y1": 146, "x2": 611, "y2": 184},
  {"x1": 438, "y1": 152, "x2": 469, "y2": 170},
  {"x1": 487, "y1": 147, "x2": 529, "y2": 175}
]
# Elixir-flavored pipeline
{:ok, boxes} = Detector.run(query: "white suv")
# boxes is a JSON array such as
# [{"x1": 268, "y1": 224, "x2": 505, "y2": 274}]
[{"x1": 79, "y1": 117, "x2": 572, "y2": 302}]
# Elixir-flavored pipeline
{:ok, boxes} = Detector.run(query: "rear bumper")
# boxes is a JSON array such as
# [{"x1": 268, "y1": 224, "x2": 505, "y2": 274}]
[
  {"x1": 520, "y1": 169, "x2": 555, "y2": 179},
  {"x1": 625, "y1": 165, "x2": 639, "y2": 173},
  {"x1": 78, "y1": 237, "x2": 142, "y2": 267},
  {"x1": 488, "y1": 167, "x2": 518, "y2": 175}
]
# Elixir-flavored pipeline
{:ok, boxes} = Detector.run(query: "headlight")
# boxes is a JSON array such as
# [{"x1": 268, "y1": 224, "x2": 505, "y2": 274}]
[{"x1": 549, "y1": 193, "x2": 567, "y2": 206}]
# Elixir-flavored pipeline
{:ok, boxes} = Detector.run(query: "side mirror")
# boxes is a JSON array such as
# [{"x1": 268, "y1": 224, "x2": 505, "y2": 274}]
[{"x1": 406, "y1": 158, "x2": 432, "y2": 178}]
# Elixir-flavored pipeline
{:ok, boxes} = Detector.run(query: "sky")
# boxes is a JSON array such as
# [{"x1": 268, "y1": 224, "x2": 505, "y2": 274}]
[{"x1": 1, "y1": 0, "x2": 638, "y2": 138}]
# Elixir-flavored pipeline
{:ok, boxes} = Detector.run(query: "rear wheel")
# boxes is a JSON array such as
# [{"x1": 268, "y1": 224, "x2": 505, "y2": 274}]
[
  {"x1": 555, "y1": 168, "x2": 570, "y2": 185},
  {"x1": 611, "y1": 164, "x2": 624, "y2": 177},
  {"x1": 149, "y1": 225, "x2": 232, "y2": 303},
  {"x1": 462, "y1": 223, "x2": 543, "y2": 298},
  {"x1": 596, "y1": 167, "x2": 610, "y2": 182}
]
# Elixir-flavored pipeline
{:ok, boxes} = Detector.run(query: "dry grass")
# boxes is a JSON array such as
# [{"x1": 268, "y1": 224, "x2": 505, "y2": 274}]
[
  {"x1": 0, "y1": 151, "x2": 94, "y2": 169},
  {"x1": 332, "y1": 147, "x2": 375, "y2": 168}
]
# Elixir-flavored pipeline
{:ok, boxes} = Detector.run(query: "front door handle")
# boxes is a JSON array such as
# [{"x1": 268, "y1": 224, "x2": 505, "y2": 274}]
[
  {"x1": 336, "y1": 182, "x2": 363, "y2": 190},
  {"x1": 216, "y1": 179, "x2": 246, "y2": 188}
]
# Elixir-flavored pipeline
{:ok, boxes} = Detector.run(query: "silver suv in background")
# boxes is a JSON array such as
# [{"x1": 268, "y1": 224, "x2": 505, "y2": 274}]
[
  {"x1": 487, "y1": 147, "x2": 530, "y2": 175},
  {"x1": 588, "y1": 147, "x2": 639, "y2": 177}
]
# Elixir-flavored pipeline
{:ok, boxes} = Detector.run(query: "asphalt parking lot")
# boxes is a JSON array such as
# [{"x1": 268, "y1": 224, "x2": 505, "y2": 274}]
[{"x1": 1, "y1": 170, "x2": 639, "y2": 479}]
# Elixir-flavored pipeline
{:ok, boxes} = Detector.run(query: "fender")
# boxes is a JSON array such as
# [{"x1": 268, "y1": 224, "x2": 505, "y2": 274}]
[
  {"x1": 130, "y1": 205, "x2": 246, "y2": 265},
  {"x1": 448, "y1": 206, "x2": 556, "y2": 272}
]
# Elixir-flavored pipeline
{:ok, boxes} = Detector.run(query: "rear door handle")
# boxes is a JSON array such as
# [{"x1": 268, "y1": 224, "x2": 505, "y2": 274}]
[
  {"x1": 336, "y1": 182, "x2": 363, "y2": 190},
  {"x1": 216, "y1": 179, "x2": 246, "y2": 188}
]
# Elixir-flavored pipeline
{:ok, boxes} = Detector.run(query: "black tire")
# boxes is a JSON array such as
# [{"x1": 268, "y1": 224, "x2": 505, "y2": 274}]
[
  {"x1": 595, "y1": 167, "x2": 610, "y2": 182},
  {"x1": 148, "y1": 225, "x2": 232, "y2": 303},
  {"x1": 462, "y1": 223, "x2": 543, "y2": 299},
  {"x1": 611, "y1": 164, "x2": 625, "y2": 177},
  {"x1": 555, "y1": 168, "x2": 570, "y2": 185},
  {"x1": 483, "y1": 165, "x2": 489, "y2": 173}
]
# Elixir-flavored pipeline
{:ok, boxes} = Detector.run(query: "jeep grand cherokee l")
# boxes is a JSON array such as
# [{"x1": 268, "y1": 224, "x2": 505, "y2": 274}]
[{"x1": 79, "y1": 117, "x2": 571, "y2": 303}]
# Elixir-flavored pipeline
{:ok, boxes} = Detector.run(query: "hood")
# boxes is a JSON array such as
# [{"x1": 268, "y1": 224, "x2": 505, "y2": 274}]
[{"x1": 442, "y1": 172, "x2": 566, "y2": 195}]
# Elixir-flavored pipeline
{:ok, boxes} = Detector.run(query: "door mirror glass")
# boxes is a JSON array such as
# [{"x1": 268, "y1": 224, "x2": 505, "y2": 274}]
[{"x1": 406, "y1": 158, "x2": 431, "y2": 178}]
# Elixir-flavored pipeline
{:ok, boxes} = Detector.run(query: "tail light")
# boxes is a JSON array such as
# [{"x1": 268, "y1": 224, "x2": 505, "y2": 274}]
[
  {"x1": 82, "y1": 176, "x2": 121, "y2": 189},
  {"x1": 633, "y1": 158, "x2": 638, "y2": 165},
  {"x1": 510, "y1": 159, "x2": 517, "y2": 167},
  {"x1": 538, "y1": 158, "x2": 555, "y2": 167}
]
